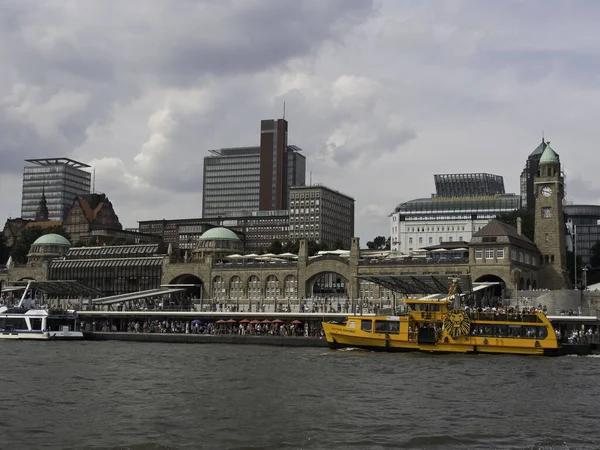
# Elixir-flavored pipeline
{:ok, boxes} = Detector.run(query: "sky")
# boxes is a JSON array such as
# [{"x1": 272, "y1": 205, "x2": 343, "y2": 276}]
[{"x1": 2, "y1": 0, "x2": 600, "y2": 242}]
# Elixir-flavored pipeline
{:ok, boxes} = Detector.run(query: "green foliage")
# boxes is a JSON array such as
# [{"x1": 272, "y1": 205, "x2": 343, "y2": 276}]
[
  {"x1": 591, "y1": 241, "x2": 600, "y2": 268},
  {"x1": 332, "y1": 239, "x2": 344, "y2": 250},
  {"x1": 268, "y1": 240, "x2": 283, "y2": 254},
  {"x1": 283, "y1": 240, "x2": 300, "y2": 254},
  {"x1": 10, "y1": 225, "x2": 71, "y2": 264},
  {"x1": 495, "y1": 209, "x2": 535, "y2": 241},
  {"x1": 366, "y1": 236, "x2": 390, "y2": 250},
  {"x1": 307, "y1": 240, "x2": 327, "y2": 256},
  {"x1": 0, "y1": 233, "x2": 9, "y2": 265}
]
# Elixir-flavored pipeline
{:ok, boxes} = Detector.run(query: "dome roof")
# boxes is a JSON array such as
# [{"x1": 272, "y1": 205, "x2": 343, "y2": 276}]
[
  {"x1": 32, "y1": 233, "x2": 71, "y2": 246},
  {"x1": 540, "y1": 145, "x2": 559, "y2": 164},
  {"x1": 199, "y1": 227, "x2": 240, "y2": 241}
]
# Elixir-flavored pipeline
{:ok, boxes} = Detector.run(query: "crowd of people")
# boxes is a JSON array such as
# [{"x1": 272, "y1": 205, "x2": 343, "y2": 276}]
[{"x1": 82, "y1": 318, "x2": 324, "y2": 337}]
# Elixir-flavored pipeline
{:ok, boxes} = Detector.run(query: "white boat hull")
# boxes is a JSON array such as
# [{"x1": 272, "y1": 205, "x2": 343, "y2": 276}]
[{"x1": 0, "y1": 330, "x2": 84, "y2": 340}]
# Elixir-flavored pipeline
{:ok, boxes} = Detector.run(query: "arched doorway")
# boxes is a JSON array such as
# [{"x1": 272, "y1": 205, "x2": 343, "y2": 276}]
[
  {"x1": 310, "y1": 272, "x2": 348, "y2": 298},
  {"x1": 170, "y1": 274, "x2": 204, "y2": 300},
  {"x1": 473, "y1": 274, "x2": 505, "y2": 306}
]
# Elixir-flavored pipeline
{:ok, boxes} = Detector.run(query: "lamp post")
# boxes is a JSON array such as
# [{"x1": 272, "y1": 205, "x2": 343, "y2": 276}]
[
  {"x1": 582, "y1": 266, "x2": 589, "y2": 291},
  {"x1": 574, "y1": 225, "x2": 577, "y2": 288}
]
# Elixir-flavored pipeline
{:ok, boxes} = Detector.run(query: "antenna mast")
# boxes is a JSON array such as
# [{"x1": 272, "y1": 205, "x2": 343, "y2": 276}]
[
  {"x1": 283, "y1": 102, "x2": 286, "y2": 119},
  {"x1": 92, "y1": 168, "x2": 96, "y2": 193}
]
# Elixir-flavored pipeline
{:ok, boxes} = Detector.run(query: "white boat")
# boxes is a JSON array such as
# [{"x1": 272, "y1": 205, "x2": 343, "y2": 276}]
[{"x1": 0, "y1": 281, "x2": 83, "y2": 340}]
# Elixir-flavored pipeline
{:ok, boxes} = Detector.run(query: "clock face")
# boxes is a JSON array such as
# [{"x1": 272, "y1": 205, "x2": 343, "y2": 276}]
[{"x1": 541, "y1": 186, "x2": 553, "y2": 197}]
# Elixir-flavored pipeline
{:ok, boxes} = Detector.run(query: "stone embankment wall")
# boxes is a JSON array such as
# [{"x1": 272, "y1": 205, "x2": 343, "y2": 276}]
[
  {"x1": 84, "y1": 332, "x2": 329, "y2": 347},
  {"x1": 507, "y1": 289, "x2": 600, "y2": 315}
]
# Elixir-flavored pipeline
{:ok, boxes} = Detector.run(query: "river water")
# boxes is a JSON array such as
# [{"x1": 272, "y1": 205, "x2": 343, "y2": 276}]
[{"x1": 2, "y1": 341, "x2": 600, "y2": 450}]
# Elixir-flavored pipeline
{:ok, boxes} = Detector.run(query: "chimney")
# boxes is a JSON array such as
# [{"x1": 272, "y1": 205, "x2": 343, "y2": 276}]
[{"x1": 517, "y1": 217, "x2": 522, "y2": 236}]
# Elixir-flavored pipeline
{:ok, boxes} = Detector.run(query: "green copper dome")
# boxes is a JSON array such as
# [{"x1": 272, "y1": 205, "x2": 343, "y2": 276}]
[
  {"x1": 540, "y1": 145, "x2": 559, "y2": 164},
  {"x1": 199, "y1": 227, "x2": 239, "y2": 241},
  {"x1": 32, "y1": 233, "x2": 71, "y2": 246}
]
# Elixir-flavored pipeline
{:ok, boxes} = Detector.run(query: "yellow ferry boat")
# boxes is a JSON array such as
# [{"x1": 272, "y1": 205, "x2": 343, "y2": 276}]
[{"x1": 323, "y1": 282, "x2": 569, "y2": 356}]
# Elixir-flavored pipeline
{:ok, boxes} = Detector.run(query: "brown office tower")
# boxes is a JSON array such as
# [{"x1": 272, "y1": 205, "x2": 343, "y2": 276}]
[{"x1": 259, "y1": 119, "x2": 288, "y2": 210}]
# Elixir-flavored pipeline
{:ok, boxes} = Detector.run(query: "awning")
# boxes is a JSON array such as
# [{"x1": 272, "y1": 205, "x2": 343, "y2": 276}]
[
  {"x1": 92, "y1": 287, "x2": 188, "y2": 305},
  {"x1": 9, "y1": 280, "x2": 103, "y2": 297},
  {"x1": 358, "y1": 274, "x2": 473, "y2": 296}
]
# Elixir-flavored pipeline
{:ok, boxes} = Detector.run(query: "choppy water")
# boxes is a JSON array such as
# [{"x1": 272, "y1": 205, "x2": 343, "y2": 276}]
[{"x1": 1, "y1": 341, "x2": 600, "y2": 450}]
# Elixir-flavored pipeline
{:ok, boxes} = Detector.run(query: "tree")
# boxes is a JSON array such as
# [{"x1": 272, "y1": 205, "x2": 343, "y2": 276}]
[
  {"x1": 10, "y1": 225, "x2": 71, "y2": 264},
  {"x1": 283, "y1": 240, "x2": 300, "y2": 254},
  {"x1": 495, "y1": 209, "x2": 535, "y2": 241},
  {"x1": 268, "y1": 240, "x2": 283, "y2": 254},
  {"x1": 591, "y1": 241, "x2": 600, "y2": 268},
  {"x1": 0, "y1": 233, "x2": 9, "y2": 265},
  {"x1": 307, "y1": 240, "x2": 327, "y2": 256},
  {"x1": 366, "y1": 236, "x2": 389, "y2": 250},
  {"x1": 332, "y1": 239, "x2": 344, "y2": 250}
]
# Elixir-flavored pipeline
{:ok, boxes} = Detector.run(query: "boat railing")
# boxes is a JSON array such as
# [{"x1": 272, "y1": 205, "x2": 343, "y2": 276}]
[{"x1": 468, "y1": 312, "x2": 543, "y2": 323}]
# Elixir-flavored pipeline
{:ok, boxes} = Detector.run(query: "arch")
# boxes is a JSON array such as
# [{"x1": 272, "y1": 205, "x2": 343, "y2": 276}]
[
  {"x1": 212, "y1": 276, "x2": 226, "y2": 300},
  {"x1": 532, "y1": 280, "x2": 538, "y2": 290},
  {"x1": 473, "y1": 274, "x2": 505, "y2": 299},
  {"x1": 247, "y1": 275, "x2": 261, "y2": 300},
  {"x1": 264, "y1": 275, "x2": 279, "y2": 299},
  {"x1": 169, "y1": 273, "x2": 203, "y2": 299},
  {"x1": 308, "y1": 272, "x2": 348, "y2": 298},
  {"x1": 519, "y1": 277, "x2": 525, "y2": 290},
  {"x1": 526, "y1": 278, "x2": 531, "y2": 290},
  {"x1": 229, "y1": 276, "x2": 243, "y2": 300},
  {"x1": 283, "y1": 275, "x2": 298, "y2": 300},
  {"x1": 304, "y1": 259, "x2": 352, "y2": 285}
]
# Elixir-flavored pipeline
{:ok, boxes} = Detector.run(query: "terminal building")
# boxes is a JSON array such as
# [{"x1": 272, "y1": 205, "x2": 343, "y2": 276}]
[{"x1": 389, "y1": 173, "x2": 520, "y2": 255}]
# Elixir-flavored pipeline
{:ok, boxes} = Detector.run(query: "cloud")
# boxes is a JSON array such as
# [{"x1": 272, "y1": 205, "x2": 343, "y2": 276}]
[{"x1": 2, "y1": 0, "x2": 600, "y2": 242}]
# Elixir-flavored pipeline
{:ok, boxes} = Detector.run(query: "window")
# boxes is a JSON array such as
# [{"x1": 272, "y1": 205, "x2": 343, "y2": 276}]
[
  {"x1": 485, "y1": 248, "x2": 494, "y2": 259},
  {"x1": 428, "y1": 237, "x2": 433, "y2": 244},
  {"x1": 475, "y1": 249, "x2": 483, "y2": 259},
  {"x1": 361, "y1": 320, "x2": 372, "y2": 332},
  {"x1": 542, "y1": 207, "x2": 552, "y2": 218},
  {"x1": 409, "y1": 238, "x2": 413, "y2": 244},
  {"x1": 497, "y1": 248, "x2": 504, "y2": 259},
  {"x1": 459, "y1": 236, "x2": 463, "y2": 241},
  {"x1": 419, "y1": 237, "x2": 423, "y2": 244}
]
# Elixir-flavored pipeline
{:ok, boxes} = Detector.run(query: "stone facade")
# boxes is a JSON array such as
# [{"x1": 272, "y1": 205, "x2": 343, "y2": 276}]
[
  {"x1": 64, "y1": 193, "x2": 122, "y2": 244},
  {"x1": 533, "y1": 146, "x2": 570, "y2": 289}
]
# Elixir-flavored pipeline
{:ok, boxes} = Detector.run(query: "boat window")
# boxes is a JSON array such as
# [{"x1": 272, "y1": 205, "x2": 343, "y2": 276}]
[
  {"x1": 537, "y1": 327, "x2": 548, "y2": 339},
  {"x1": 522, "y1": 326, "x2": 537, "y2": 338},
  {"x1": 374, "y1": 321, "x2": 400, "y2": 334},
  {"x1": 47, "y1": 318, "x2": 75, "y2": 332},
  {"x1": 492, "y1": 325, "x2": 508, "y2": 337},
  {"x1": 375, "y1": 321, "x2": 387, "y2": 333},
  {"x1": 361, "y1": 320, "x2": 372, "y2": 332},
  {"x1": 30, "y1": 318, "x2": 42, "y2": 331},
  {"x1": 508, "y1": 325, "x2": 521, "y2": 337},
  {"x1": 348, "y1": 321, "x2": 356, "y2": 329},
  {"x1": 387, "y1": 321, "x2": 400, "y2": 334},
  {"x1": 3, "y1": 318, "x2": 28, "y2": 330}
]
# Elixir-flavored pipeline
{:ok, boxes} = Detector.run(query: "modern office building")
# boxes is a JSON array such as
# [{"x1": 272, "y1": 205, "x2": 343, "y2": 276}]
[
  {"x1": 21, "y1": 158, "x2": 91, "y2": 221},
  {"x1": 288, "y1": 185, "x2": 355, "y2": 249},
  {"x1": 202, "y1": 119, "x2": 305, "y2": 218},
  {"x1": 390, "y1": 174, "x2": 520, "y2": 254},
  {"x1": 564, "y1": 204, "x2": 600, "y2": 267},
  {"x1": 434, "y1": 173, "x2": 505, "y2": 198}
]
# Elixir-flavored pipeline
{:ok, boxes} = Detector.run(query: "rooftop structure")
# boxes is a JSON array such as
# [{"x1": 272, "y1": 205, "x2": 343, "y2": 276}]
[
  {"x1": 24, "y1": 158, "x2": 91, "y2": 169},
  {"x1": 434, "y1": 173, "x2": 505, "y2": 198}
]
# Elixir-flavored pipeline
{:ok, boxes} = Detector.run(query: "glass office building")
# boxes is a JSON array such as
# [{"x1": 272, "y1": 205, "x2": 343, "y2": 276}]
[
  {"x1": 21, "y1": 158, "x2": 91, "y2": 221},
  {"x1": 202, "y1": 145, "x2": 305, "y2": 218}
]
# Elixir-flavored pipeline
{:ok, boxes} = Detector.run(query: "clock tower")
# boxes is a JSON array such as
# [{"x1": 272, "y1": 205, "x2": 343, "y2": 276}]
[{"x1": 533, "y1": 144, "x2": 570, "y2": 289}]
